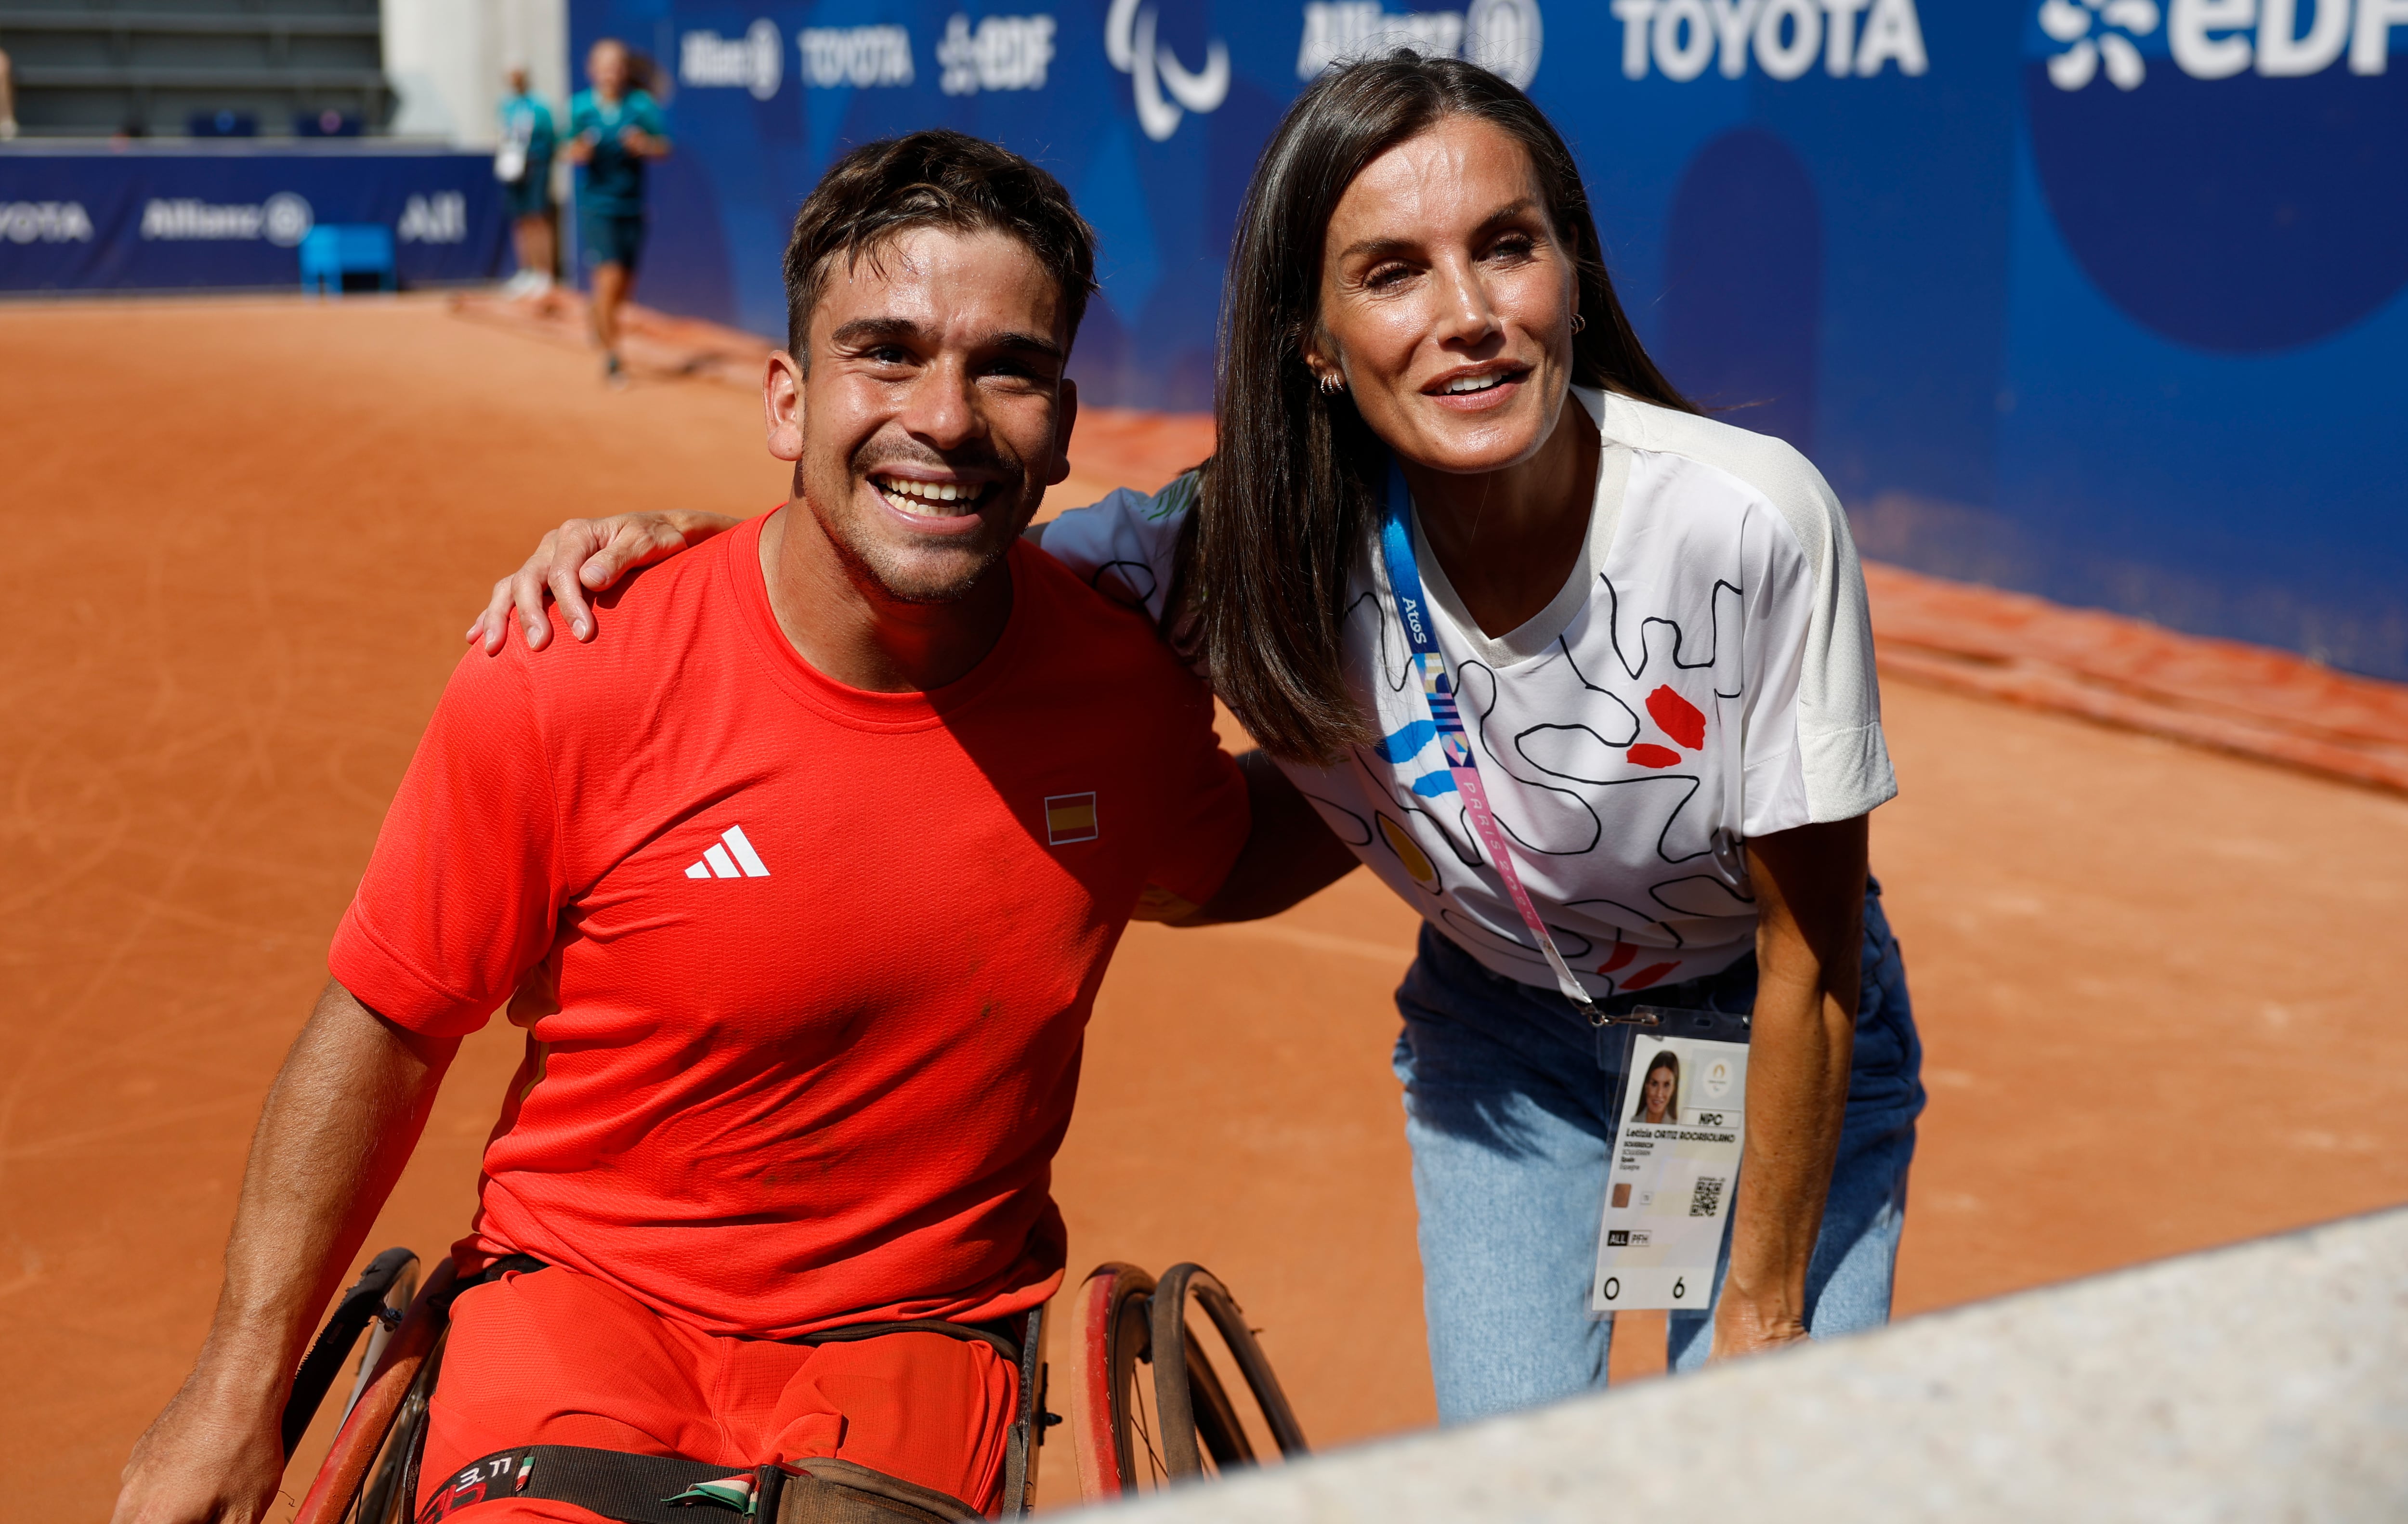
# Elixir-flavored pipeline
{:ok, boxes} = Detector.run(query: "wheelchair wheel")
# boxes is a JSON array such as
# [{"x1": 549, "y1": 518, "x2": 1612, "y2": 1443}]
[
  {"x1": 353, "y1": 1326, "x2": 446, "y2": 1524},
  {"x1": 1068, "y1": 1261, "x2": 1160, "y2": 1497},
  {"x1": 1148, "y1": 1263, "x2": 1308, "y2": 1477},
  {"x1": 294, "y1": 1257, "x2": 459, "y2": 1524},
  {"x1": 283, "y1": 1248, "x2": 419, "y2": 1459},
  {"x1": 1067, "y1": 1261, "x2": 1308, "y2": 1500}
]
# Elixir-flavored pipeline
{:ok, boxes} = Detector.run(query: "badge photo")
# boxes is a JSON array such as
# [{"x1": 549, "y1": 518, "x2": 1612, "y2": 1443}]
[{"x1": 1591, "y1": 1007, "x2": 1752, "y2": 1314}]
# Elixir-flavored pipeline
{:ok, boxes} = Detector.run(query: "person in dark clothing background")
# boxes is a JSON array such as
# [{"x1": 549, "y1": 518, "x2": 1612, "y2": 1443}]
[{"x1": 565, "y1": 39, "x2": 669, "y2": 385}]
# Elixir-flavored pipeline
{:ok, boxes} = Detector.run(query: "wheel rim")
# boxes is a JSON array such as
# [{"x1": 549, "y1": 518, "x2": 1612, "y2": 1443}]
[
  {"x1": 1150, "y1": 1264, "x2": 1310, "y2": 1472},
  {"x1": 1109, "y1": 1275, "x2": 1173, "y2": 1490},
  {"x1": 1067, "y1": 1262, "x2": 1157, "y2": 1499}
]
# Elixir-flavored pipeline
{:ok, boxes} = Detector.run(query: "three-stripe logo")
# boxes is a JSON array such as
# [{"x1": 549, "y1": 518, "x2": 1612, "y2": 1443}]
[{"x1": 685, "y1": 824, "x2": 772, "y2": 880}]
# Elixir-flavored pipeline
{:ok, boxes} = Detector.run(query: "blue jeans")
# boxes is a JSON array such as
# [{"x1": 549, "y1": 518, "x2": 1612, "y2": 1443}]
[{"x1": 1392, "y1": 882, "x2": 1924, "y2": 1425}]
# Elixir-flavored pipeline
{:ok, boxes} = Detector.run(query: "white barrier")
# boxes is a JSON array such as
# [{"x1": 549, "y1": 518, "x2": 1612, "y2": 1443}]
[{"x1": 1113, "y1": 1206, "x2": 2408, "y2": 1521}]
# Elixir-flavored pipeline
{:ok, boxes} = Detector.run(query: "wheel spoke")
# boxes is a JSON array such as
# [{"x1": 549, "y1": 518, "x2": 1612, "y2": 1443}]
[{"x1": 1129, "y1": 1362, "x2": 1167, "y2": 1486}]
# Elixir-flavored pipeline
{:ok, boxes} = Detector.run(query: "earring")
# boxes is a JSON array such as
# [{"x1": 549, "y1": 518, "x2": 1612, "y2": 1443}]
[
  {"x1": 1571, "y1": 313, "x2": 1588, "y2": 335},
  {"x1": 1319, "y1": 372, "x2": 1345, "y2": 395}
]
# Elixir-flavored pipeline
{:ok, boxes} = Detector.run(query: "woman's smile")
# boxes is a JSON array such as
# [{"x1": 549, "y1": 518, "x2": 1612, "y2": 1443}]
[{"x1": 1423, "y1": 361, "x2": 1532, "y2": 412}]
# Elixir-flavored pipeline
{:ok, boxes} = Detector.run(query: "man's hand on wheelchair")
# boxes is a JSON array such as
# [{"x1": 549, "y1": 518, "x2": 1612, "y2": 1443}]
[
  {"x1": 111, "y1": 1354, "x2": 288, "y2": 1524},
  {"x1": 468, "y1": 510, "x2": 739, "y2": 655}
]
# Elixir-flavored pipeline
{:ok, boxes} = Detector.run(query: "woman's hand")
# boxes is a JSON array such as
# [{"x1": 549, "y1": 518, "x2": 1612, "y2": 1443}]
[
  {"x1": 1712, "y1": 815, "x2": 1869, "y2": 1362},
  {"x1": 1710, "y1": 1289, "x2": 1811, "y2": 1358},
  {"x1": 468, "y1": 511, "x2": 740, "y2": 654}
]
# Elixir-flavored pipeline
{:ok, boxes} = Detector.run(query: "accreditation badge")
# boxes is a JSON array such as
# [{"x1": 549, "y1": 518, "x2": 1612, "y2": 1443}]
[{"x1": 1591, "y1": 1006, "x2": 1751, "y2": 1315}]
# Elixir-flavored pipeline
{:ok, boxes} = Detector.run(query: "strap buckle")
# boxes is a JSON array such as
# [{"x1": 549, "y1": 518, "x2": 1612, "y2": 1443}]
[{"x1": 1584, "y1": 1003, "x2": 1660, "y2": 1029}]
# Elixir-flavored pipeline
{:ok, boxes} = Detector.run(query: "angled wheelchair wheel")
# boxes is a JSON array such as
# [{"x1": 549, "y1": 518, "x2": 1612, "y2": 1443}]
[
  {"x1": 352, "y1": 1324, "x2": 446, "y2": 1524},
  {"x1": 1067, "y1": 1261, "x2": 1159, "y2": 1498},
  {"x1": 1148, "y1": 1263, "x2": 1308, "y2": 1478},
  {"x1": 282, "y1": 1247, "x2": 419, "y2": 1459},
  {"x1": 1067, "y1": 1261, "x2": 1308, "y2": 1500},
  {"x1": 293, "y1": 1256, "x2": 459, "y2": 1524}
]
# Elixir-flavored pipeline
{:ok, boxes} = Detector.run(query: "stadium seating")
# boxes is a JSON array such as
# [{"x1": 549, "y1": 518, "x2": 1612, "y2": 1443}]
[{"x1": 0, "y1": 0, "x2": 389, "y2": 137}]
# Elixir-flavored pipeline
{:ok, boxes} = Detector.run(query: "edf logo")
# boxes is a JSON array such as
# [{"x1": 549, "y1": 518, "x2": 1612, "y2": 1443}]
[{"x1": 2041, "y1": 0, "x2": 2408, "y2": 89}]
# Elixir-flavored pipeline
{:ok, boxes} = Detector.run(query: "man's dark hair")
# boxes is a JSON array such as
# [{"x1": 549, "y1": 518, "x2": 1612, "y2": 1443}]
[{"x1": 781, "y1": 129, "x2": 1098, "y2": 359}]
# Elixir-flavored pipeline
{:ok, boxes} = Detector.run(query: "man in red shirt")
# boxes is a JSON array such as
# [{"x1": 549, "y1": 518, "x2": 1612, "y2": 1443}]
[{"x1": 110, "y1": 132, "x2": 1348, "y2": 1524}]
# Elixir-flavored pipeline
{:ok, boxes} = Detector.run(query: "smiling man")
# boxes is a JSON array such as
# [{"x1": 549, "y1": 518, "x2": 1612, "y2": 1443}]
[{"x1": 110, "y1": 132, "x2": 1331, "y2": 1524}]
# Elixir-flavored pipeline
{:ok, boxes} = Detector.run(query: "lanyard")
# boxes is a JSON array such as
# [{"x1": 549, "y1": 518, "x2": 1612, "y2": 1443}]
[{"x1": 1376, "y1": 462, "x2": 1606, "y2": 1024}]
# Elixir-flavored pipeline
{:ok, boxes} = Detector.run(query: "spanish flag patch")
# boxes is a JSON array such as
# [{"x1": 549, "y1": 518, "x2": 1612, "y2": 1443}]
[{"x1": 1045, "y1": 792, "x2": 1099, "y2": 845}]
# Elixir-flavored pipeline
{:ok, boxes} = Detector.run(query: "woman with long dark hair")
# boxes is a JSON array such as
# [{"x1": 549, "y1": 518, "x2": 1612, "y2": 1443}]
[
  {"x1": 472, "y1": 55, "x2": 1922, "y2": 1424},
  {"x1": 1635, "y1": 1052, "x2": 1680, "y2": 1126}
]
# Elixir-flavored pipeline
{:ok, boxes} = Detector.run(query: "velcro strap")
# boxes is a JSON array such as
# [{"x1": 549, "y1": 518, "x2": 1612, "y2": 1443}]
[
  {"x1": 416, "y1": 1446, "x2": 978, "y2": 1524},
  {"x1": 416, "y1": 1446, "x2": 766, "y2": 1524}
]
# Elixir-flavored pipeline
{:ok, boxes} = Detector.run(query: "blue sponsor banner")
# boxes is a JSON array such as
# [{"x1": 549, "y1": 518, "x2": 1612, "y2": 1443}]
[
  {"x1": 562, "y1": 5, "x2": 2408, "y2": 674},
  {"x1": 0, "y1": 143, "x2": 509, "y2": 293}
]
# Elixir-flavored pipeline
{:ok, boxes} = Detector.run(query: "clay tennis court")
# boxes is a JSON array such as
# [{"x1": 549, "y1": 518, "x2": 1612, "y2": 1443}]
[{"x1": 7, "y1": 295, "x2": 2407, "y2": 1517}]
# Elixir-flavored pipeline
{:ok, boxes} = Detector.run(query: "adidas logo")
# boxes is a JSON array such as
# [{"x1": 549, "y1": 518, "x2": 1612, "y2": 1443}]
[{"x1": 684, "y1": 824, "x2": 772, "y2": 880}]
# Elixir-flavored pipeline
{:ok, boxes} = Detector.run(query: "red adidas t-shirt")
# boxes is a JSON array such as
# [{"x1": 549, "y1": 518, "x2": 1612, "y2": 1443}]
[{"x1": 331, "y1": 511, "x2": 1248, "y2": 1338}]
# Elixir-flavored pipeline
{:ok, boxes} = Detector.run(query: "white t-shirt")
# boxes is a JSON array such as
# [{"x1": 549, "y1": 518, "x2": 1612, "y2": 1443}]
[{"x1": 1040, "y1": 387, "x2": 1896, "y2": 994}]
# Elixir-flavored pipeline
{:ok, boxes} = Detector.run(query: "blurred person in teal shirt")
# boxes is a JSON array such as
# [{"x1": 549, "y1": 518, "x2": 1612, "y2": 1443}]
[
  {"x1": 566, "y1": 39, "x2": 670, "y2": 384},
  {"x1": 497, "y1": 67, "x2": 558, "y2": 299}
]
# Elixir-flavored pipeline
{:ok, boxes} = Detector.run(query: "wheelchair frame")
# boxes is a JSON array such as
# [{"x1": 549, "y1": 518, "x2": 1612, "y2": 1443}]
[{"x1": 284, "y1": 1250, "x2": 1301, "y2": 1521}]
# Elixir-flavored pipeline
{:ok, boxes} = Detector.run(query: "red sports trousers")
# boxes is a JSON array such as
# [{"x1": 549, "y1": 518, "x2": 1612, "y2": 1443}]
[{"x1": 417, "y1": 1265, "x2": 1020, "y2": 1522}]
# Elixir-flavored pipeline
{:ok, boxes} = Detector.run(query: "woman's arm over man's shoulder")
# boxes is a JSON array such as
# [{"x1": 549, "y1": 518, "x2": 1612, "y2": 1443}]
[
  {"x1": 1027, "y1": 472, "x2": 1197, "y2": 623},
  {"x1": 468, "y1": 475, "x2": 1199, "y2": 655}
]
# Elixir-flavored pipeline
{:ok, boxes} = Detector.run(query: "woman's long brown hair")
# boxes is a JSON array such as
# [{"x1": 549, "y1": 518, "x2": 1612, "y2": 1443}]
[{"x1": 1177, "y1": 53, "x2": 1695, "y2": 769}]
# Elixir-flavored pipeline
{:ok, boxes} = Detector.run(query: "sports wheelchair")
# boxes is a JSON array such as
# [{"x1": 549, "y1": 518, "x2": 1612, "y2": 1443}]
[{"x1": 283, "y1": 1251, "x2": 1308, "y2": 1523}]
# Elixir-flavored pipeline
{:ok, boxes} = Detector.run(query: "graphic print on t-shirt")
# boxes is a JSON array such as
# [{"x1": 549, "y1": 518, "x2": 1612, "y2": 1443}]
[
  {"x1": 1037, "y1": 387, "x2": 1896, "y2": 999},
  {"x1": 1333, "y1": 542, "x2": 1752, "y2": 992}
]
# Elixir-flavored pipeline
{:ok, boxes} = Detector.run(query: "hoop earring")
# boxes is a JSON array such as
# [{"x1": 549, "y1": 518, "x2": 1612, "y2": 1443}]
[
  {"x1": 1319, "y1": 372, "x2": 1345, "y2": 395},
  {"x1": 1571, "y1": 313, "x2": 1588, "y2": 335}
]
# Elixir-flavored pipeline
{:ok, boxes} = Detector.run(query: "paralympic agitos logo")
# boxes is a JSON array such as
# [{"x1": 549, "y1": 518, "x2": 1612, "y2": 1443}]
[{"x1": 1106, "y1": 0, "x2": 1230, "y2": 140}]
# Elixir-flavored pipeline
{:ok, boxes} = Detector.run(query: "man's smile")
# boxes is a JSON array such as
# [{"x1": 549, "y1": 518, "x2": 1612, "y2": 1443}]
[{"x1": 868, "y1": 473, "x2": 1001, "y2": 519}]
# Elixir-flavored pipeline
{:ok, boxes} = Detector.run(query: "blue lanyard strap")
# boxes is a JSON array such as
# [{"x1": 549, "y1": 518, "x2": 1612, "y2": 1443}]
[{"x1": 1376, "y1": 463, "x2": 1602, "y2": 1021}]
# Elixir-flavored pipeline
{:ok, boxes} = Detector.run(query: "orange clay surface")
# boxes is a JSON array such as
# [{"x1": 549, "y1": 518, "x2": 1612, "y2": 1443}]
[{"x1": 6, "y1": 296, "x2": 2408, "y2": 1518}]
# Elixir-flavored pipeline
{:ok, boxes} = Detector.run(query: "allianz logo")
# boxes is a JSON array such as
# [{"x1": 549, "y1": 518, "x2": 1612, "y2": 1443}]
[
  {"x1": 397, "y1": 193, "x2": 468, "y2": 244},
  {"x1": 0, "y1": 201, "x2": 94, "y2": 244},
  {"x1": 1298, "y1": 0, "x2": 1546, "y2": 88},
  {"x1": 141, "y1": 192, "x2": 314, "y2": 247},
  {"x1": 941, "y1": 13, "x2": 1058, "y2": 93},
  {"x1": 1609, "y1": 0, "x2": 1929, "y2": 79},
  {"x1": 2040, "y1": 0, "x2": 2408, "y2": 89},
  {"x1": 680, "y1": 18, "x2": 783, "y2": 100}
]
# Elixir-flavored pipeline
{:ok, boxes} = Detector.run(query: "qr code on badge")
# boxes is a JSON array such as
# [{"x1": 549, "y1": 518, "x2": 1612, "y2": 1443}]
[{"x1": 1689, "y1": 1175, "x2": 1727, "y2": 1217}]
